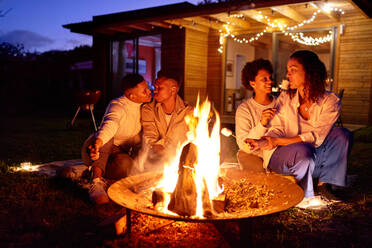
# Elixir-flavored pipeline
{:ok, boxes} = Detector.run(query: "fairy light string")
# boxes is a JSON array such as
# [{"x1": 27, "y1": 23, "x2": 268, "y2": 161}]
[{"x1": 218, "y1": 6, "x2": 344, "y2": 53}]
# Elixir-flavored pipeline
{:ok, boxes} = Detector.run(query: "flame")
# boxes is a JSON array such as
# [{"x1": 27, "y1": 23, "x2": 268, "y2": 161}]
[
  {"x1": 153, "y1": 144, "x2": 185, "y2": 215},
  {"x1": 154, "y1": 95, "x2": 223, "y2": 217}
]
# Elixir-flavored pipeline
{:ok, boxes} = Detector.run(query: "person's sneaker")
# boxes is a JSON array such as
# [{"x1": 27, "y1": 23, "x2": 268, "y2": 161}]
[
  {"x1": 317, "y1": 184, "x2": 341, "y2": 202},
  {"x1": 89, "y1": 178, "x2": 109, "y2": 205},
  {"x1": 295, "y1": 196, "x2": 329, "y2": 210}
]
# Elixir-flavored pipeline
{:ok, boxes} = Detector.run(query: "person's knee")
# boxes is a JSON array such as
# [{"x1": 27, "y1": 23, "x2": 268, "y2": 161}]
[
  {"x1": 331, "y1": 127, "x2": 352, "y2": 143},
  {"x1": 106, "y1": 153, "x2": 133, "y2": 180},
  {"x1": 291, "y1": 143, "x2": 313, "y2": 164}
]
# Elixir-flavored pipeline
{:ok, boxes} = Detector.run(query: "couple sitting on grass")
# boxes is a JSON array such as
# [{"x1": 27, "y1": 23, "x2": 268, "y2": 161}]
[
  {"x1": 84, "y1": 72, "x2": 192, "y2": 205},
  {"x1": 236, "y1": 50, "x2": 352, "y2": 208}
]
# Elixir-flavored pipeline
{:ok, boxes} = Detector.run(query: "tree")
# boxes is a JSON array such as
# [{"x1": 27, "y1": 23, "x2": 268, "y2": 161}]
[{"x1": 0, "y1": 42, "x2": 26, "y2": 60}]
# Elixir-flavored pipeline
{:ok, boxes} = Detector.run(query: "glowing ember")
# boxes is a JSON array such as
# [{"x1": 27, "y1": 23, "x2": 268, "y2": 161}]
[{"x1": 154, "y1": 96, "x2": 224, "y2": 218}]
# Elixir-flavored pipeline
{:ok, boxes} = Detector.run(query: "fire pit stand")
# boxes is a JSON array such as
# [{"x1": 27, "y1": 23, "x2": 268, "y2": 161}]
[{"x1": 108, "y1": 168, "x2": 304, "y2": 236}]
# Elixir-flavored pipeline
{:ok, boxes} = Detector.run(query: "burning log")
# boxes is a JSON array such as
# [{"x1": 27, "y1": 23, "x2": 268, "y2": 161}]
[
  {"x1": 152, "y1": 190, "x2": 165, "y2": 209},
  {"x1": 166, "y1": 143, "x2": 225, "y2": 217},
  {"x1": 212, "y1": 193, "x2": 226, "y2": 214},
  {"x1": 168, "y1": 143, "x2": 198, "y2": 216},
  {"x1": 201, "y1": 178, "x2": 213, "y2": 218},
  {"x1": 212, "y1": 177, "x2": 226, "y2": 213}
]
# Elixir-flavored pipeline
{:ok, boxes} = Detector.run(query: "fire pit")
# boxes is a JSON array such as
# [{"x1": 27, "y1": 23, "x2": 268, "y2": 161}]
[
  {"x1": 108, "y1": 168, "x2": 303, "y2": 223},
  {"x1": 108, "y1": 96, "x2": 303, "y2": 235}
]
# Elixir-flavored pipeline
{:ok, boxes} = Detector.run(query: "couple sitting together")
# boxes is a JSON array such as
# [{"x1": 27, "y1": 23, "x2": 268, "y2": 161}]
[
  {"x1": 236, "y1": 50, "x2": 352, "y2": 207},
  {"x1": 84, "y1": 72, "x2": 192, "y2": 204}
]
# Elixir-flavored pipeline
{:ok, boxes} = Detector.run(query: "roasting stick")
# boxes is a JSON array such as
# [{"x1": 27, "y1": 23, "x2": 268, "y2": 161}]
[
  {"x1": 220, "y1": 128, "x2": 268, "y2": 151},
  {"x1": 221, "y1": 128, "x2": 251, "y2": 151}
]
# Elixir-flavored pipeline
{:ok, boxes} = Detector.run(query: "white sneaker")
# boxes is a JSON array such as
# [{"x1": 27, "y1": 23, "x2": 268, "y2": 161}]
[
  {"x1": 295, "y1": 196, "x2": 329, "y2": 210},
  {"x1": 89, "y1": 178, "x2": 109, "y2": 205}
]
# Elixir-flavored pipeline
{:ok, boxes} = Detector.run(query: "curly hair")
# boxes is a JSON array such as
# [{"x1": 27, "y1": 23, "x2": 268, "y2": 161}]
[
  {"x1": 241, "y1": 59, "x2": 273, "y2": 90},
  {"x1": 289, "y1": 50, "x2": 327, "y2": 102},
  {"x1": 121, "y1": 73, "x2": 145, "y2": 93}
]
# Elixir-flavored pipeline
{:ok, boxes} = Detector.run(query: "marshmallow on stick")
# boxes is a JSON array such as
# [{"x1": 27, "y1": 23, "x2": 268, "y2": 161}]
[
  {"x1": 221, "y1": 128, "x2": 252, "y2": 151},
  {"x1": 221, "y1": 128, "x2": 235, "y2": 138},
  {"x1": 280, "y1": 79, "x2": 289, "y2": 90}
]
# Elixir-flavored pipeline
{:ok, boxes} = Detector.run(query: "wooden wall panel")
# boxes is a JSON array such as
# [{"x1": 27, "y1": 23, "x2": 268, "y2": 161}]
[
  {"x1": 335, "y1": 10, "x2": 372, "y2": 124},
  {"x1": 207, "y1": 30, "x2": 223, "y2": 114},
  {"x1": 184, "y1": 28, "x2": 208, "y2": 105}
]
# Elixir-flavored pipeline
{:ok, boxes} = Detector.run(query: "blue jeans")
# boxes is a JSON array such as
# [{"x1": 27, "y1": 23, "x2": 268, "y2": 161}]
[{"x1": 268, "y1": 128, "x2": 352, "y2": 198}]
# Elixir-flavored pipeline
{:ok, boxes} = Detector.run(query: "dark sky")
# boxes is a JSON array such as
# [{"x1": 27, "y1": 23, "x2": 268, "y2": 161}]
[{"x1": 0, "y1": 0, "x2": 200, "y2": 52}]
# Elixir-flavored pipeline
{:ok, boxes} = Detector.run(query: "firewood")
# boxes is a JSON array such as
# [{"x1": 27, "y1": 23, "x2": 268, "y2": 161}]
[
  {"x1": 212, "y1": 193, "x2": 226, "y2": 214},
  {"x1": 202, "y1": 178, "x2": 213, "y2": 218},
  {"x1": 179, "y1": 142, "x2": 198, "y2": 168},
  {"x1": 152, "y1": 190, "x2": 165, "y2": 208},
  {"x1": 168, "y1": 143, "x2": 198, "y2": 216}
]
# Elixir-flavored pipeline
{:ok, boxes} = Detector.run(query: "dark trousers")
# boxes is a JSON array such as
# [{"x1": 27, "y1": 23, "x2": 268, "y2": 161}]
[{"x1": 92, "y1": 138, "x2": 139, "y2": 180}]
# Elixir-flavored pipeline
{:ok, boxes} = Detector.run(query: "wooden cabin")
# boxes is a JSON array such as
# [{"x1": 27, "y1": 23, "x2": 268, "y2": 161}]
[{"x1": 64, "y1": 0, "x2": 372, "y2": 125}]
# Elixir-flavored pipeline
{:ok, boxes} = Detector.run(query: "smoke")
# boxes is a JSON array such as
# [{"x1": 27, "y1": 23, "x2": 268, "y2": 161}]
[{"x1": 130, "y1": 143, "x2": 166, "y2": 176}]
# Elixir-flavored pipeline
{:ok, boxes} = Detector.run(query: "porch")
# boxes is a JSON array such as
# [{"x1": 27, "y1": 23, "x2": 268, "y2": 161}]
[{"x1": 64, "y1": 0, "x2": 372, "y2": 125}]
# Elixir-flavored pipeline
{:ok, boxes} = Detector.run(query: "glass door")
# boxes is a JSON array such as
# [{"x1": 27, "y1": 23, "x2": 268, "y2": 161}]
[{"x1": 110, "y1": 35, "x2": 161, "y2": 98}]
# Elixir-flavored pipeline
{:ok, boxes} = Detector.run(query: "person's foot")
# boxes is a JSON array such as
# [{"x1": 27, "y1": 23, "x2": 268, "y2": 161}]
[
  {"x1": 295, "y1": 196, "x2": 329, "y2": 210},
  {"x1": 317, "y1": 184, "x2": 341, "y2": 202},
  {"x1": 89, "y1": 177, "x2": 109, "y2": 204}
]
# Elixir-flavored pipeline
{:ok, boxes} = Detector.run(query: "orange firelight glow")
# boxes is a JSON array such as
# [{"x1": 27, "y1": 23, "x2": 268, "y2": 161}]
[{"x1": 154, "y1": 96, "x2": 224, "y2": 218}]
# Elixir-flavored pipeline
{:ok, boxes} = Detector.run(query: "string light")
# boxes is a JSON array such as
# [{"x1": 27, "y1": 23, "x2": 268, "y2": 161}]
[
  {"x1": 285, "y1": 31, "x2": 333, "y2": 46},
  {"x1": 321, "y1": 4, "x2": 345, "y2": 15},
  {"x1": 217, "y1": 6, "x2": 344, "y2": 53},
  {"x1": 285, "y1": 9, "x2": 321, "y2": 31},
  {"x1": 230, "y1": 13, "x2": 244, "y2": 19}
]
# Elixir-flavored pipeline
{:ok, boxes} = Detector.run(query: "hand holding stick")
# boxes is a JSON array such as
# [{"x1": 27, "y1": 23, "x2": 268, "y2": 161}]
[{"x1": 88, "y1": 137, "x2": 103, "y2": 161}]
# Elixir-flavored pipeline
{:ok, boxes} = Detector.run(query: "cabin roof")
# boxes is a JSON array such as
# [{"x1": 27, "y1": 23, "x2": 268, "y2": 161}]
[{"x1": 63, "y1": 0, "x2": 371, "y2": 38}]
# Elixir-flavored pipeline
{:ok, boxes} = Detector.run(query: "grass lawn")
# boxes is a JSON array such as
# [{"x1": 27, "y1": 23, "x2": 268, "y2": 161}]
[{"x1": 0, "y1": 111, "x2": 371, "y2": 247}]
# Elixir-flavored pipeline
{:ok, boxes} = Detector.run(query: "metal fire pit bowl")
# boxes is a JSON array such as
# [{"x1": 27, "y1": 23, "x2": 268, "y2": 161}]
[{"x1": 108, "y1": 169, "x2": 304, "y2": 222}]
